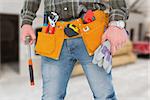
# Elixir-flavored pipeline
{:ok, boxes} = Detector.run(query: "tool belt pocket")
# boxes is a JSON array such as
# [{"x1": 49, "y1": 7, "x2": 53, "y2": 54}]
[
  {"x1": 81, "y1": 21, "x2": 105, "y2": 53},
  {"x1": 80, "y1": 10, "x2": 108, "y2": 54},
  {"x1": 35, "y1": 32, "x2": 56, "y2": 55}
]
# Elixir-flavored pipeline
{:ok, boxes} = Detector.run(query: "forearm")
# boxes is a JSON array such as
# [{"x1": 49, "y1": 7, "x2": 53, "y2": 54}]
[
  {"x1": 109, "y1": 0, "x2": 129, "y2": 22},
  {"x1": 21, "y1": 0, "x2": 41, "y2": 27}
]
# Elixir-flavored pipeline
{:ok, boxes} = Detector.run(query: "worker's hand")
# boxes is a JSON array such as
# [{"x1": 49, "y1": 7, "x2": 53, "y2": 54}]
[
  {"x1": 102, "y1": 26, "x2": 129, "y2": 55},
  {"x1": 21, "y1": 24, "x2": 36, "y2": 45}
]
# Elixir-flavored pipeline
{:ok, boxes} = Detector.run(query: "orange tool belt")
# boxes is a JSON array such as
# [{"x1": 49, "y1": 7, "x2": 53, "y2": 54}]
[{"x1": 35, "y1": 10, "x2": 108, "y2": 60}]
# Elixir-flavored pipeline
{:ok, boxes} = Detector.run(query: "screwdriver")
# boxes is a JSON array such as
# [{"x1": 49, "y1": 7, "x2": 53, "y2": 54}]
[{"x1": 25, "y1": 36, "x2": 35, "y2": 86}]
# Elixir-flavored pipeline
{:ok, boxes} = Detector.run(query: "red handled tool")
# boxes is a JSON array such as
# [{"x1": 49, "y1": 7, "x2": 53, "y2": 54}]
[
  {"x1": 83, "y1": 10, "x2": 95, "y2": 24},
  {"x1": 25, "y1": 36, "x2": 35, "y2": 86},
  {"x1": 45, "y1": 12, "x2": 59, "y2": 34}
]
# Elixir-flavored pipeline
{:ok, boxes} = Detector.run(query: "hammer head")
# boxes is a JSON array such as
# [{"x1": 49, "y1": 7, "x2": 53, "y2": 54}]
[{"x1": 25, "y1": 36, "x2": 31, "y2": 45}]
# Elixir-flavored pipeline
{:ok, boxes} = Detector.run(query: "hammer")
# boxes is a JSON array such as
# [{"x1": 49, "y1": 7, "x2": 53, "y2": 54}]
[{"x1": 25, "y1": 36, "x2": 35, "y2": 86}]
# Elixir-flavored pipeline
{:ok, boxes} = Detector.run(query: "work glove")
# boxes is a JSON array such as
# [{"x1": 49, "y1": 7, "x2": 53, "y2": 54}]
[
  {"x1": 21, "y1": 24, "x2": 36, "y2": 45},
  {"x1": 102, "y1": 26, "x2": 129, "y2": 55},
  {"x1": 92, "y1": 41, "x2": 112, "y2": 73}
]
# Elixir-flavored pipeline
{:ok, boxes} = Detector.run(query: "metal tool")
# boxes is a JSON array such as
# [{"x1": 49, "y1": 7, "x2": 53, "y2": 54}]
[
  {"x1": 25, "y1": 36, "x2": 35, "y2": 86},
  {"x1": 48, "y1": 12, "x2": 59, "y2": 27},
  {"x1": 45, "y1": 12, "x2": 59, "y2": 34},
  {"x1": 43, "y1": 13, "x2": 48, "y2": 26}
]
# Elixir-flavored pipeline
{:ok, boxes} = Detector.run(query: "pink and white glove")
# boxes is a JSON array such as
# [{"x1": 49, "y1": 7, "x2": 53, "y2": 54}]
[
  {"x1": 21, "y1": 24, "x2": 36, "y2": 45},
  {"x1": 102, "y1": 26, "x2": 129, "y2": 55}
]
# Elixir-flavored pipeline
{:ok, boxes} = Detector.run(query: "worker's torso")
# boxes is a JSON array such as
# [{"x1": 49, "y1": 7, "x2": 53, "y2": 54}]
[{"x1": 44, "y1": 0, "x2": 109, "y2": 20}]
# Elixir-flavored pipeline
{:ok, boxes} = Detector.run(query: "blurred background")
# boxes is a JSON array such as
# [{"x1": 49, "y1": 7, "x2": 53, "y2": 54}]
[{"x1": 0, "y1": 0, "x2": 150, "y2": 100}]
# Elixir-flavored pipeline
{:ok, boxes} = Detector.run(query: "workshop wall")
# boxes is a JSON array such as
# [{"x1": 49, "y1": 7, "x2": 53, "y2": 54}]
[{"x1": 0, "y1": 0, "x2": 44, "y2": 76}]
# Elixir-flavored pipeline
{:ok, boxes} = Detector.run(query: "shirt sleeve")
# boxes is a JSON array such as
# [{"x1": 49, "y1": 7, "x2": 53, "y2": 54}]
[
  {"x1": 21, "y1": 0, "x2": 41, "y2": 27},
  {"x1": 109, "y1": 0, "x2": 129, "y2": 22}
]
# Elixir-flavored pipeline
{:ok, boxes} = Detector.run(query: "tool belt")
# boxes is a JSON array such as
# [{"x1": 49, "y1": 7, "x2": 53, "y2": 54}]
[{"x1": 35, "y1": 10, "x2": 108, "y2": 60}]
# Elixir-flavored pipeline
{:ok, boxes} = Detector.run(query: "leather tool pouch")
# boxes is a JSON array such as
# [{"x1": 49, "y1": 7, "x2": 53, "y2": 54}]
[
  {"x1": 80, "y1": 10, "x2": 108, "y2": 54},
  {"x1": 35, "y1": 32, "x2": 56, "y2": 55},
  {"x1": 35, "y1": 26, "x2": 64, "y2": 59}
]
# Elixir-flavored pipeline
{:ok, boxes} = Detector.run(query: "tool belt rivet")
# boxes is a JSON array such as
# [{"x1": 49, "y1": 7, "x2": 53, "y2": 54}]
[{"x1": 83, "y1": 26, "x2": 90, "y2": 32}]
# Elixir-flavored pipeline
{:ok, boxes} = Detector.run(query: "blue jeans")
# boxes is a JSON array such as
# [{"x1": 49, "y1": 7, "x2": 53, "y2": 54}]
[{"x1": 41, "y1": 37, "x2": 117, "y2": 100}]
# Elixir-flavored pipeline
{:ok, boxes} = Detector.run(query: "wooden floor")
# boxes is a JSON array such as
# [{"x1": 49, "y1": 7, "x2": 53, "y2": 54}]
[{"x1": 0, "y1": 59, "x2": 149, "y2": 100}]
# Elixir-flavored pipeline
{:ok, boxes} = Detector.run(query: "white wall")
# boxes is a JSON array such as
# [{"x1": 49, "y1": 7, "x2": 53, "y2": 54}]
[
  {"x1": 0, "y1": 1, "x2": 23, "y2": 14},
  {"x1": 144, "y1": 0, "x2": 150, "y2": 31},
  {"x1": 126, "y1": 0, "x2": 150, "y2": 32},
  {"x1": 126, "y1": 13, "x2": 145, "y2": 41}
]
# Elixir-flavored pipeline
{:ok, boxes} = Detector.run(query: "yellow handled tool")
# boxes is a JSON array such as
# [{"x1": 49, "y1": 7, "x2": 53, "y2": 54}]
[{"x1": 68, "y1": 24, "x2": 79, "y2": 33}]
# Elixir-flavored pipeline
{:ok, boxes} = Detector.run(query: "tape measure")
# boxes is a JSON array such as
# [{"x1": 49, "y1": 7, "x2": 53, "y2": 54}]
[
  {"x1": 64, "y1": 24, "x2": 80, "y2": 37},
  {"x1": 67, "y1": 24, "x2": 79, "y2": 33}
]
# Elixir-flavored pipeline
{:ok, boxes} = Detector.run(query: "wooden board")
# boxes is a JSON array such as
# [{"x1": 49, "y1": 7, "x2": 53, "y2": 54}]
[
  {"x1": 112, "y1": 53, "x2": 137, "y2": 67},
  {"x1": 71, "y1": 53, "x2": 137, "y2": 76}
]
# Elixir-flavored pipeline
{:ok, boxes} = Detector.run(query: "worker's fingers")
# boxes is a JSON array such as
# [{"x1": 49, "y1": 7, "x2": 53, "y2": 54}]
[
  {"x1": 29, "y1": 39, "x2": 36, "y2": 45},
  {"x1": 21, "y1": 24, "x2": 35, "y2": 45},
  {"x1": 102, "y1": 34, "x2": 107, "y2": 43},
  {"x1": 116, "y1": 43, "x2": 124, "y2": 51},
  {"x1": 21, "y1": 33, "x2": 27, "y2": 45},
  {"x1": 111, "y1": 45, "x2": 117, "y2": 55},
  {"x1": 116, "y1": 44, "x2": 120, "y2": 50},
  {"x1": 120, "y1": 40, "x2": 126, "y2": 48},
  {"x1": 27, "y1": 30, "x2": 36, "y2": 45},
  {"x1": 119, "y1": 38, "x2": 127, "y2": 49},
  {"x1": 29, "y1": 40, "x2": 34, "y2": 45},
  {"x1": 30, "y1": 31, "x2": 36, "y2": 40},
  {"x1": 30, "y1": 39, "x2": 36, "y2": 45}
]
